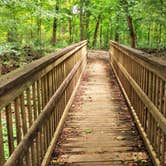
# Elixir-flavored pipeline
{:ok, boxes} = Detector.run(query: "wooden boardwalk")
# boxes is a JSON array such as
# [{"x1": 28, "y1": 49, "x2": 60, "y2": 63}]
[{"x1": 50, "y1": 51, "x2": 151, "y2": 166}]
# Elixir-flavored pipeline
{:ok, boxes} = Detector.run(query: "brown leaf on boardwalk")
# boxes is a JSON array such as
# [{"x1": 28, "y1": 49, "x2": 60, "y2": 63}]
[{"x1": 128, "y1": 163, "x2": 133, "y2": 166}]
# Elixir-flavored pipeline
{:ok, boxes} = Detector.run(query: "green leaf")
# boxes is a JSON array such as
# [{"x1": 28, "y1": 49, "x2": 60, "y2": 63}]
[{"x1": 84, "y1": 128, "x2": 92, "y2": 134}]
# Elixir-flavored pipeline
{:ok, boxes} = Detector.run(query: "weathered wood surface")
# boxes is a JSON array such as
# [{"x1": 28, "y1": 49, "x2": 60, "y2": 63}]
[
  {"x1": 50, "y1": 51, "x2": 151, "y2": 165},
  {"x1": 110, "y1": 41, "x2": 166, "y2": 166},
  {"x1": 1, "y1": 41, "x2": 87, "y2": 166}
]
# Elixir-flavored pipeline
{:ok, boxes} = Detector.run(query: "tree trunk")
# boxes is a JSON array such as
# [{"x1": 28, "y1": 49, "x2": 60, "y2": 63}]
[
  {"x1": 120, "y1": 0, "x2": 136, "y2": 48},
  {"x1": 69, "y1": 18, "x2": 72, "y2": 43},
  {"x1": 99, "y1": 23, "x2": 102, "y2": 48},
  {"x1": 85, "y1": 13, "x2": 90, "y2": 40},
  {"x1": 105, "y1": 26, "x2": 109, "y2": 48},
  {"x1": 80, "y1": 0, "x2": 84, "y2": 41},
  {"x1": 127, "y1": 15, "x2": 136, "y2": 48},
  {"x1": 7, "y1": 16, "x2": 17, "y2": 42},
  {"x1": 159, "y1": 24, "x2": 162, "y2": 47},
  {"x1": 85, "y1": 0, "x2": 90, "y2": 40},
  {"x1": 115, "y1": 14, "x2": 119, "y2": 42},
  {"x1": 92, "y1": 14, "x2": 101, "y2": 47},
  {"x1": 52, "y1": 2, "x2": 59, "y2": 45},
  {"x1": 37, "y1": 1, "x2": 42, "y2": 39},
  {"x1": 7, "y1": 31, "x2": 16, "y2": 42},
  {"x1": 147, "y1": 25, "x2": 151, "y2": 46}
]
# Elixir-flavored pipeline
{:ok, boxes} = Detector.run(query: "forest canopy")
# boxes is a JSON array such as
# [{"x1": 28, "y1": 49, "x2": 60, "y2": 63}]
[{"x1": 0, "y1": 0, "x2": 166, "y2": 68}]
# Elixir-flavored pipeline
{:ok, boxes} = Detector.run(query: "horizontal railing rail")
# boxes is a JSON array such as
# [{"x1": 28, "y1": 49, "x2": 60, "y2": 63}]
[
  {"x1": 0, "y1": 40, "x2": 87, "y2": 165},
  {"x1": 110, "y1": 41, "x2": 166, "y2": 166}
]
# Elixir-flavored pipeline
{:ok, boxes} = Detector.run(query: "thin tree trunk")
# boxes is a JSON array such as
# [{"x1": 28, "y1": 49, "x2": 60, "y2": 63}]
[
  {"x1": 7, "y1": 17, "x2": 17, "y2": 42},
  {"x1": 52, "y1": 2, "x2": 59, "y2": 45},
  {"x1": 93, "y1": 14, "x2": 101, "y2": 47},
  {"x1": 106, "y1": 26, "x2": 109, "y2": 48},
  {"x1": 85, "y1": 14, "x2": 90, "y2": 40},
  {"x1": 37, "y1": 1, "x2": 42, "y2": 51},
  {"x1": 80, "y1": 0, "x2": 83, "y2": 41},
  {"x1": 120, "y1": 0, "x2": 136, "y2": 48},
  {"x1": 115, "y1": 14, "x2": 119, "y2": 42},
  {"x1": 6, "y1": 3, "x2": 17, "y2": 43},
  {"x1": 37, "y1": 0, "x2": 42, "y2": 39},
  {"x1": 85, "y1": 0, "x2": 90, "y2": 40},
  {"x1": 99, "y1": 22, "x2": 102, "y2": 48},
  {"x1": 159, "y1": 24, "x2": 162, "y2": 47},
  {"x1": 147, "y1": 25, "x2": 151, "y2": 46},
  {"x1": 127, "y1": 15, "x2": 136, "y2": 48},
  {"x1": 69, "y1": 18, "x2": 72, "y2": 43}
]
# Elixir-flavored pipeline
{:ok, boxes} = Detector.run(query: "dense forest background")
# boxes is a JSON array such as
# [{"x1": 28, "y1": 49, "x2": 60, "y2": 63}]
[{"x1": 0, "y1": 0, "x2": 166, "y2": 74}]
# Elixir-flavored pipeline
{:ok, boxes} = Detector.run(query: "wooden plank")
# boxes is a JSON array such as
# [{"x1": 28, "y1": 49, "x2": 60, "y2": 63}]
[
  {"x1": 161, "y1": 83, "x2": 166, "y2": 164},
  {"x1": 0, "y1": 111, "x2": 5, "y2": 165},
  {"x1": 32, "y1": 83, "x2": 38, "y2": 120},
  {"x1": 37, "y1": 80, "x2": 42, "y2": 114},
  {"x1": 14, "y1": 97, "x2": 22, "y2": 144},
  {"x1": 5, "y1": 104, "x2": 14, "y2": 155},
  {"x1": 20, "y1": 94, "x2": 27, "y2": 135},
  {"x1": 26, "y1": 88, "x2": 33, "y2": 127}
]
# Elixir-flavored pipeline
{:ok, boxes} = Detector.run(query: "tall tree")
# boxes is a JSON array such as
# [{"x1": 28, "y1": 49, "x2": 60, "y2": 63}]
[
  {"x1": 84, "y1": 0, "x2": 90, "y2": 40},
  {"x1": 120, "y1": 0, "x2": 136, "y2": 48},
  {"x1": 79, "y1": 0, "x2": 84, "y2": 41},
  {"x1": 93, "y1": 14, "x2": 102, "y2": 47},
  {"x1": 52, "y1": 1, "x2": 59, "y2": 45}
]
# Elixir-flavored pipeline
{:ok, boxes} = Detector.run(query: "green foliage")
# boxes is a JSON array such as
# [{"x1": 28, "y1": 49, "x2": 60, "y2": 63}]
[{"x1": 0, "y1": 0, "x2": 165, "y2": 55}]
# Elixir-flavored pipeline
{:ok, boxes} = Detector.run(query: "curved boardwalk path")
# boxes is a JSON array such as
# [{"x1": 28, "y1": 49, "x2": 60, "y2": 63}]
[{"x1": 50, "y1": 51, "x2": 151, "y2": 166}]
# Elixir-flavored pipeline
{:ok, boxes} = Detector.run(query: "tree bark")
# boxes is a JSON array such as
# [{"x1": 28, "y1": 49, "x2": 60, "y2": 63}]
[
  {"x1": 127, "y1": 15, "x2": 136, "y2": 48},
  {"x1": 99, "y1": 23, "x2": 102, "y2": 48},
  {"x1": 92, "y1": 14, "x2": 101, "y2": 47},
  {"x1": 7, "y1": 9, "x2": 17, "y2": 42},
  {"x1": 120, "y1": 0, "x2": 136, "y2": 48},
  {"x1": 147, "y1": 25, "x2": 151, "y2": 46},
  {"x1": 37, "y1": 1, "x2": 42, "y2": 39},
  {"x1": 52, "y1": 2, "x2": 59, "y2": 45},
  {"x1": 80, "y1": 0, "x2": 84, "y2": 41},
  {"x1": 37, "y1": 18, "x2": 41, "y2": 40},
  {"x1": 115, "y1": 14, "x2": 120, "y2": 42},
  {"x1": 69, "y1": 18, "x2": 72, "y2": 43},
  {"x1": 85, "y1": 0, "x2": 90, "y2": 40}
]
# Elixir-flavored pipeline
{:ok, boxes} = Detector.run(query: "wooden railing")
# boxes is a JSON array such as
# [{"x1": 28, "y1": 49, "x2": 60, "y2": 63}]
[
  {"x1": 0, "y1": 40, "x2": 87, "y2": 166},
  {"x1": 110, "y1": 41, "x2": 166, "y2": 166}
]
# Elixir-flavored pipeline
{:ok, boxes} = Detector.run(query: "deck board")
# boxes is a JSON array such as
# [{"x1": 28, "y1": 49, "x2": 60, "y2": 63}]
[{"x1": 50, "y1": 51, "x2": 152, "y2": 166}]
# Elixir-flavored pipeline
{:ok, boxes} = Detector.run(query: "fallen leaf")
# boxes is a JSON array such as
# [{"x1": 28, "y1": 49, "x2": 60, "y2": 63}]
[
  {"x1": 51, "y1": 159, "x2": 58, "y2": 164},
  {"x1": 116, "y1": 136, "x2": 125, "y2": 140},
  {"x1": 128, "y1": 162, "x2": 133, "y2": 166},
  {"x1": 84, "y1": 128, "x2": 92, "y2": 134}
]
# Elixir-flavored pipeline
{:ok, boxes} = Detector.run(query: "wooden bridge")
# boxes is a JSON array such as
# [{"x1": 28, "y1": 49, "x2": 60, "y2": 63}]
[{"x1": 0, "y1": 41, "x2": 166, "y2": 166}]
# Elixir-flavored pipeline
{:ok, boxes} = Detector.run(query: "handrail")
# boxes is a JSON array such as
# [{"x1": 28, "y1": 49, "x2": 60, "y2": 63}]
[
  {"x1": 0, "y1": 41, "x2": 87, "y2": 108},
  {"x1": 110, "y1": 41, "x2": 166, "y2": 166},
  {"x1": 111, "y1": 41, "x2": 166, "y2": 80},
  {"x1": 0, "y1": 41, "x2": 86, "y2": 96},
  {"x1": 0, "y1": 40, "x2": 88, "y2": 165}
]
